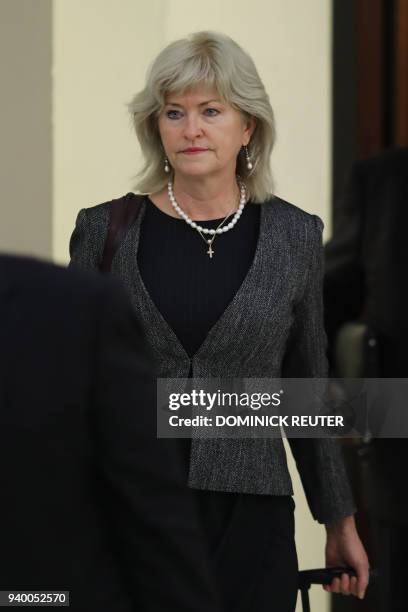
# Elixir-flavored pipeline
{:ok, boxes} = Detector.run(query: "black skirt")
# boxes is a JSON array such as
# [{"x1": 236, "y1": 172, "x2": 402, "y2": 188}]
[{"x1": 193, "y1": 485, "x2": 299, "y2": 612}]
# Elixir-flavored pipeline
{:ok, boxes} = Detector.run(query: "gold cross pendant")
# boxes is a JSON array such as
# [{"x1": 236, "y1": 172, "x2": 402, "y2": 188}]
[{"x1": 207, "y1": 240, "x2": 214, "y2": 259}]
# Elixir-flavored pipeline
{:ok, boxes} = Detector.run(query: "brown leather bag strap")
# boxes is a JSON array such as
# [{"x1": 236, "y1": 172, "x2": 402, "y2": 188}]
[{"x1": 99, "y1": 192, "x2": 145, "y2": 273}]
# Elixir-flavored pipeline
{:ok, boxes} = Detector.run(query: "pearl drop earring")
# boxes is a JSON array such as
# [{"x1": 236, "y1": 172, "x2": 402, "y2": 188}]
[
  {"x1": 244, "y1": 145, "x2": 253, "y2": 171},
  {"x1": 164, "y1": 156, "x2": 170, "y2": 173}
]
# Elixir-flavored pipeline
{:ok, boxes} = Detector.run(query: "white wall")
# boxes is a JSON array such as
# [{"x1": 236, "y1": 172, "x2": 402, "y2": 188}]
[{"x1": 53, "y1": 3, "x2": 332, "y2": 610}]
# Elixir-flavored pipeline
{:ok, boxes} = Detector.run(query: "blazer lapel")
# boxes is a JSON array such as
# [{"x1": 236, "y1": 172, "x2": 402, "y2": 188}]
[
  {"x1": 111, "y1": 200, "x2": 191, "y2": 377},
  {"x1": 193, "y1": 200, "x2": 292, "y2": 375}
]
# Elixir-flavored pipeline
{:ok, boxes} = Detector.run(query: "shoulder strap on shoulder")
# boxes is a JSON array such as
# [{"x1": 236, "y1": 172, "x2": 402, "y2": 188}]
[{"x1": 99, "y1": 192, "x2": 145, "y2": 273}]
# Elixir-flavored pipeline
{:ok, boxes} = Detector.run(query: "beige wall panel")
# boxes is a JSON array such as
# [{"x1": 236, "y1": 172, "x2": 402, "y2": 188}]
[
  {"x1": 53, "y1": 0, "x2": 165, "y2": 262},
  {"x1": 0, "y1": 0, "x2": 52, "y2": 258}
]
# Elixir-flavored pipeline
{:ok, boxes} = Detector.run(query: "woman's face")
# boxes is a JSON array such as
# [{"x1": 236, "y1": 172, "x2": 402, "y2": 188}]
[{"x1": 157, "y1": 85, "x2": 255, "y2": 180}]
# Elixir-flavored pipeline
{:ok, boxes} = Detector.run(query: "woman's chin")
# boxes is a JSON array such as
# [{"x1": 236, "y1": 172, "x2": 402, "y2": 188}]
[{"x1": 174, "y1": 164, "x2": 215, "y2": 178}]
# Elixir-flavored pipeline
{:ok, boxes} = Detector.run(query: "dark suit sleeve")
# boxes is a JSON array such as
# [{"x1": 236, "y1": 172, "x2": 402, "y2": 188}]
[
  {"x1": 91, "y1": 280, "x2": 222, "y2": 612},
  {"x1": 283, "y1": 215, "x2": 357, "y2": 524},
  {"x1": 324, "y1": 165, "x2": 366, "y2": 367}
]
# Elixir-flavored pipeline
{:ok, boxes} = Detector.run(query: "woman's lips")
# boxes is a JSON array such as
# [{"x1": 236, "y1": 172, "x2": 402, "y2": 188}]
[{"x1": 181, "y1": 149, "x2": 208, "y2": 155}]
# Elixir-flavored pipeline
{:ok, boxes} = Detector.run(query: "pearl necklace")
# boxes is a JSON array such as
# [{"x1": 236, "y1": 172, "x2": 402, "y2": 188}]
[{"x1": 167, "y1": 179, "x2": 247, "y2": 258}]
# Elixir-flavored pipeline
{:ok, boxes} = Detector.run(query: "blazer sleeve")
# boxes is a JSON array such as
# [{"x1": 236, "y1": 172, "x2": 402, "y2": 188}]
[
  {"x1": 69, "y1": 207, "x2": 106, "y2": 271},
  {"x1": 282, "y1": 214, "x2": 357, "y2": 524},
  {"x1": 92, "y1": 279, "x2": 222, "y2": 612}
]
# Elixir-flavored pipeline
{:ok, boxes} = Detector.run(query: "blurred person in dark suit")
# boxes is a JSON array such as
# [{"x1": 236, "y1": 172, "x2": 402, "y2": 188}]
[
  {"x1": 0, "y1": 254, "x2": 221, "y2": 612},
  {"x1": 324, "y1": 148, "x2": 408, "y2": 611}
]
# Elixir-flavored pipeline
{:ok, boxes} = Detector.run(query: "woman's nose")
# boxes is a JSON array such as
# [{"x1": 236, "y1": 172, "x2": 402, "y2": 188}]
[{"x1": 183, "y1": 114, "x2": 203, "y2": 139}]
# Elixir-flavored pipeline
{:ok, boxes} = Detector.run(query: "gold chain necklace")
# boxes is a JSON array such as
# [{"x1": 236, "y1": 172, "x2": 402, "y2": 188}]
[
  {"x1": 195, "y1": 210, "x2": 235, "y2": 258},
  {"x1": 167, "y1": 179, "x2": 247, "y2": 259}
]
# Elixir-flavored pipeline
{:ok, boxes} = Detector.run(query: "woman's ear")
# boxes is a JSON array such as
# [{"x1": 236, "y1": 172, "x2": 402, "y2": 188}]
[{"x1": 243, "y1": 115, "x2": 257, "y2": 144}]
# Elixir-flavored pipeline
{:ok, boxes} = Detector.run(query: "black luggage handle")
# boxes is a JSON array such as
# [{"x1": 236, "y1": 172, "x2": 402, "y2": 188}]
[{"x1": 298, "y1": 567, "x2": 377, "y2": 612}]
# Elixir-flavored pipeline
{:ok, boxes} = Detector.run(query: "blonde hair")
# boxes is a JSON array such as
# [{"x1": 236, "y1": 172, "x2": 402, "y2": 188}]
[{"x1": 127, "y1": 31, "x2": 276, "y2": 203}]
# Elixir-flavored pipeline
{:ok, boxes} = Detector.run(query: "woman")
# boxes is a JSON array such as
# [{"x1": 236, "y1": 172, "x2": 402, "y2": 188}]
[{"x1": 70, "y1": 31, "x2": 369, "y2": 611}]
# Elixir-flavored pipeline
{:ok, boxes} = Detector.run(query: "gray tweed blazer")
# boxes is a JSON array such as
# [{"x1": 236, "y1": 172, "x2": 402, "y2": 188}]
[{"x1": 69, "y1": 194, "x2": 356, "y2": 524}]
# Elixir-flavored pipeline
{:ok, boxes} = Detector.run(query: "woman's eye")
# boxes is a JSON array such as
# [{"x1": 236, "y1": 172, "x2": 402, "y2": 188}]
[
  {"x1": 204, "y1": 108, "x2": 219, "y2": 116},
  {"x1": 166, "y1": 110, "x2": 182, "y2": 119}
]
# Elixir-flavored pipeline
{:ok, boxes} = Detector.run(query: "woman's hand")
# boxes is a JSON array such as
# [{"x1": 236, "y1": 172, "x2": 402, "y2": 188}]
[{"x1": 323, "y1": 515, "x2": 369, "y2": 599}]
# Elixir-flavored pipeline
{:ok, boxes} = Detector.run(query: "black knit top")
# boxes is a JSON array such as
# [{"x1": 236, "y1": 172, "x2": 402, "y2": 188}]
[{"x1": 137, "y1": 197, "x2": 260, "y2": 358}]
